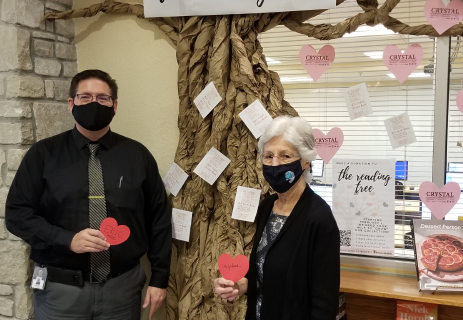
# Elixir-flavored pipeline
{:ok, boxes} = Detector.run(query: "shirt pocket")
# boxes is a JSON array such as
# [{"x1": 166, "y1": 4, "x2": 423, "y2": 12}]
[{"x1": 115, "y1": 177, "x2": 143, "y2": 210}]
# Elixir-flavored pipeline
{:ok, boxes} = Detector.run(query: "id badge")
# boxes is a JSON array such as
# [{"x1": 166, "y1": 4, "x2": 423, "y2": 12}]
[{"x1": 31, "y1": 266, "x2": 47, "y2": 290}]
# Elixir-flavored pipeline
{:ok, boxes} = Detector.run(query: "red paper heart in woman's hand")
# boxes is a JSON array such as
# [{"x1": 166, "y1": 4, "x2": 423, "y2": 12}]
[{"x1": 218, "y1": 253, "x2": 249, "y2": 283}]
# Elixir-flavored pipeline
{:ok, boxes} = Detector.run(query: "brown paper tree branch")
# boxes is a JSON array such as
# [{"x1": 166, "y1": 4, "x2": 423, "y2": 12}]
[{"x1": 43, "y1": 1, "x2": 463, "y2": 319}]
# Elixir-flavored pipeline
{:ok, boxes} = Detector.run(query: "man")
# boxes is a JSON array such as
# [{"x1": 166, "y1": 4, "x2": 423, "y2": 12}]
[{"x1": 5, "y1": 69, "x2": 172, "y2": 320}]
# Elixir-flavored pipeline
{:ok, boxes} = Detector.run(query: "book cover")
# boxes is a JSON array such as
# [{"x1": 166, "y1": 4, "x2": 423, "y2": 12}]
[
  {"x1": 396, "y1": 300, "x2": 437, "y2": 319},
  {"x1": 412, "y1": 219, "x2": 463, "y2": 291}
]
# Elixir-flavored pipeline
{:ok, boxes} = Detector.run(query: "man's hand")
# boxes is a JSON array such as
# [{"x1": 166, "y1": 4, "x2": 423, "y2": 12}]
[
  {"x1": 142, "y1": 286, "x2": 166, "y2": 320},
  {"x1": 70, "y1": 229, "x2": 110, "y2": 253}
]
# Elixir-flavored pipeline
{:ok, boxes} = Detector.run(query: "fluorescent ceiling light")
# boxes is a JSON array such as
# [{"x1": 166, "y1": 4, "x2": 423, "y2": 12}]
[
  {"x1": 280, "y1": 76, "x2": 313, "y2": 83},
  {"x1": 387, "y1": 73, "x2": 431, "y2": 79},
  {"x1": 364, "y1": 51, "x2": 384, "y2": 59},
  {"x1": 344, "y1": 25, "x2": 396, "y2": 38},
  {"x1": 266, "y1": 58, "x2": 282, "y2": 65},
  {"x1": 365, "y1": 50, "x2": 408, "y2": 60}
]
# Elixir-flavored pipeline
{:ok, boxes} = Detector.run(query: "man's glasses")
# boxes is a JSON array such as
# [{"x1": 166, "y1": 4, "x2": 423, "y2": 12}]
[{"x1": 75, "y1": 94, "x2": 113, "y2": 106}]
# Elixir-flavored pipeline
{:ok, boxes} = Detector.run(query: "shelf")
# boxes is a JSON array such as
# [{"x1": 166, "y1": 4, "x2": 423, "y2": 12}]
[{"x1": 340, "y1": 270, "x2": 463, "y2": 307}]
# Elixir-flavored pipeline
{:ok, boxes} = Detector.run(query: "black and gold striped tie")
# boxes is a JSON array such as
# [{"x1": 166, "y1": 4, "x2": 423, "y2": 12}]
[{"x1": 88, "y1": 143, "x2": 110, "y2": 282}]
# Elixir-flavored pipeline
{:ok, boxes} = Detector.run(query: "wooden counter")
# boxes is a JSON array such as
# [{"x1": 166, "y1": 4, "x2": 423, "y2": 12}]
[{"x1": 341, "y1": 270, "x2": 463, "y2": 320}]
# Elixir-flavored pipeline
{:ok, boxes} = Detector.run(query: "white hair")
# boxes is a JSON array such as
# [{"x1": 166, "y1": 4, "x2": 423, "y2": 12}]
[{"x1": 258, "y1": 115, "x2": 317, "y2": 183}]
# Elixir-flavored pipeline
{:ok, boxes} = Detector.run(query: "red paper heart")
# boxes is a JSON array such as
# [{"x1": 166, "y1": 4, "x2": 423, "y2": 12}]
[
  {"x1": 218, "y1": 253, "x2": 249, "y2": 283},
  {"x1": 100, "y1": 218, "x2": 130, "y2": 245}
]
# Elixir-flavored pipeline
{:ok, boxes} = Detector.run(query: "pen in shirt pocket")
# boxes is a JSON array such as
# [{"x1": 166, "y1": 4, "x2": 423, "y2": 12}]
[{"x1": 119, "y1": 176, "x2": 123, "y2": 188}]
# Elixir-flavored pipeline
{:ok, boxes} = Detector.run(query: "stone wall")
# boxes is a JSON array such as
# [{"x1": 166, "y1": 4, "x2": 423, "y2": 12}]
[{"x1": 0, "y1": 0, "x2": 75, "y2": 318}]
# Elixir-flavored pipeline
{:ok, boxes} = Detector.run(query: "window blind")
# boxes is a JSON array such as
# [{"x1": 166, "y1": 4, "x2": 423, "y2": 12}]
[
  {"x1": 260, "y1": 0, "x2": 436, "y2": 259},
  {"x1": 447, "y1": 36, "x2": 463, "y2": 222}
]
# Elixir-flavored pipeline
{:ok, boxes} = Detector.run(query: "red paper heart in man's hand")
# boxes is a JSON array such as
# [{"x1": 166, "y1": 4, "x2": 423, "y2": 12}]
[
  {"x1": 218, "y1": 253, "x2": 249, "y2": 283},
  {"x1": 100, "y1": 218, "x2": 130, "y2": 245}
]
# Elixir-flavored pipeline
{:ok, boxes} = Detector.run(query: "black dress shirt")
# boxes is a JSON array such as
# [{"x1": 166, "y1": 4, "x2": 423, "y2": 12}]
[{"x1": 5, "y1": 127, "x2": 172, "y2": 288}]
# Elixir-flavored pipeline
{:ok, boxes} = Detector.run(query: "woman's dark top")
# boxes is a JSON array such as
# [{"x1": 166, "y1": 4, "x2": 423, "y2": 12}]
[
  {"x1": 255, "y1": 211, "x2": 289, "y2": 320},
  {"x1": 245, "y1": 185, "x2": 340, "y2": 320}
]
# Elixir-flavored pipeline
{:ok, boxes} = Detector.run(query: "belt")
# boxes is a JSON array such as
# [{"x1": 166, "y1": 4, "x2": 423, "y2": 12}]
[{"x1": 37, "y1": 264, "x2": 136, "y2": 287}]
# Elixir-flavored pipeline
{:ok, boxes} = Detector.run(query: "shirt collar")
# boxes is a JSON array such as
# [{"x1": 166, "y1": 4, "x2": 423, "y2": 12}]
[{"x1": 72, "y1": 126, "x2": 115, "y2": 150}]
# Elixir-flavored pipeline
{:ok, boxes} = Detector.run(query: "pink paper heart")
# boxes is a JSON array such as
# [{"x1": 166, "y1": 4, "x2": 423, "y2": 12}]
[
  {"x1": 299, "y1": 45, "x2": 335, "y2": 82},
  {"x1": 313, "y1": 127, "x2": 344, "y2": 164},
  {"x1": 367, "y1": 202, "x2": 372, "y2": 206},
  {"x1": 218, "y1": 253, "x2": 249, "y2": 283},
  {"x1": 419, "y1": 181, "x2": 461, "y2": 220},
  {"x1": 100, "y1": 218, "x2": 130, "y2": 245},
  {"x1": 457, "y1": 88, "x2": 463, "y2": 113},
  {"x1": 424, "y1": 0, "x2": 463, "y2": 35},
  {"x1": 383, "y1": 44, "x2": 423, "y2": 84}
]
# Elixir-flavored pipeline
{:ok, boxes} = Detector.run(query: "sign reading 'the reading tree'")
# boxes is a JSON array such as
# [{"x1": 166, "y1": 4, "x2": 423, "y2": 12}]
[{"x1": 332, "y1": 159, "x2": 395, "y2": 257}]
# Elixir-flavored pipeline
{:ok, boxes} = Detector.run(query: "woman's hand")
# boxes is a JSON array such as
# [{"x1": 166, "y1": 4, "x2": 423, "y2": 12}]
[{"x1": 213, "y1": 277, "x2": 248, "y2": 302}]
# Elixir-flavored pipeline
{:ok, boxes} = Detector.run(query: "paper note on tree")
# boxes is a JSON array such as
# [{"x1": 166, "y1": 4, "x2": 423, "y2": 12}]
[
  {"x1": 193, "y1": 147, "x2": 231, "y2": 185},
  {"x1": 193, "y1": 82, "x2": 222, "y2": 118},
  {"x1": 163, "y1": 162, "x2": 188, "y2": 196},
  {"x1": 231, "y1": 186, "x2": 261, "y2": 222},
  {"x1": 172, "y1": 208, "x2": 193, "y2": 242},
  {"x1": 238, "y1": 100, "x2": 273, "y2": 139}
]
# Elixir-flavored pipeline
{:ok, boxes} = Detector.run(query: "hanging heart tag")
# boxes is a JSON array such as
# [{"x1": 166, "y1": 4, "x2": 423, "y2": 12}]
[
  {"x1": 313, "y1": 127, "x2": 344, "y2": 164},
  {"x1": 419, "y1": 181, "x2": 461, "y2": 220},
  {"x1": 424, "y1": 0, "x2": 463, "y2": 35},
  {"x1": 299, "y1": 45, "x2": 335, "y2": 82},
  {"x1": 383, "y1": 44, "x2": 423, "y2": 84}
]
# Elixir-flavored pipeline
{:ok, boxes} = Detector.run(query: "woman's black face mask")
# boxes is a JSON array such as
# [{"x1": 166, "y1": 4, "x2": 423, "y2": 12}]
[{"x1": 262, "y1": 159, "x2": 304, "y2": 193}]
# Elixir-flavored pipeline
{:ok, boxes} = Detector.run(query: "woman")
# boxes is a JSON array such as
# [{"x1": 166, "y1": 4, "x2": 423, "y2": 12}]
[{"x1": 214, "y1": 115, "x2": 340, "y2": 320}]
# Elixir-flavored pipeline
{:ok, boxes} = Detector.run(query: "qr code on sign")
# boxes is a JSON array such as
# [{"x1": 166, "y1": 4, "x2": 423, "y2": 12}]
[{"x1": 340, "y1": 230, "x2": 351, "y2": 247}]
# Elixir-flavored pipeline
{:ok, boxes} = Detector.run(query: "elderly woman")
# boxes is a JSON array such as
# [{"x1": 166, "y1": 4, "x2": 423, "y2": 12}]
[{"x1": 214, "y1": 115, "x2": 340, "y2": 320}]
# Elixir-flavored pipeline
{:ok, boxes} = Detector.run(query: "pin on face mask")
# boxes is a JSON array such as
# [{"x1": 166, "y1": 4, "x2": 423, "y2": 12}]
[{"x1": 72, "y1": 102, "x2": 115, "y2": 131}]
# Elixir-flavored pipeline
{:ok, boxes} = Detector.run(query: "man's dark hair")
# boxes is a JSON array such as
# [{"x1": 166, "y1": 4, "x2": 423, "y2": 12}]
[{"x1": 69, "y1": 69, "x2": 119, "y2": 100}]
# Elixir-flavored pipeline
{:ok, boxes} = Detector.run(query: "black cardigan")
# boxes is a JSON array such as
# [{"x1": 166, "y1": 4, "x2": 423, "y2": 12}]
[{"x1": 245, "y1": 186, "x2": 340, "y2": 320}]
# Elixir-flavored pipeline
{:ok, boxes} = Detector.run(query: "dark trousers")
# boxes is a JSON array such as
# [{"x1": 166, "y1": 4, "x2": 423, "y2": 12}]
[{"x1": 34, "y1": 264, "x2": 146, "y2": 320}]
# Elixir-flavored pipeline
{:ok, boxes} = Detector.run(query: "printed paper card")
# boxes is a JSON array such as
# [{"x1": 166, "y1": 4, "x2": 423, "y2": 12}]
[
  {"x1": 218, "y1": 253, "x2": 249, "y2": 283},
  {"x1": 231, "y1": 186, "x2": 261, "y2": 222},
  {"x1": 384, "y1": 112, "x2": 417, "y2": 149},
  {"x1": 343, "y1": 83, "x2": 373, "y2": 120},
  {"x1": 238, "y1": 99, "x2": 273, "y2": 139},
  {"x1": 299, "y1": 45, "x2": 335, "y2": 82},
  {"x1": 383, "y1": 44, "x2": 423, "y2": 84},
  {"x1": 193, "y1": 147, "x2": 231, "y2": 185},
  {"x1": 425, "y1": 0, "x2": 463, "y2": 35},
  {"x1": 163, "y1": 162, "x2": 189, "y2": 197},
  {"x1": 172, "y1": 208, "x2": 193, "y2": 242},
  {"x1": 412, "y1": 219, "x2": 463, "y2": 292},
  {"x1": 193, "y1": 82, "x2": 222, "y2": 118},
  {"x1": 332, "y1": 159, "x2": 395, "y2": 257}
]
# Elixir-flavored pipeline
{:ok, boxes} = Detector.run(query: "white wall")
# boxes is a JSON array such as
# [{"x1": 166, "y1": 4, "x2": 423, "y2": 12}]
[{"x1": 74, "y1": 1, "x2": 179, "y2": 319}]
